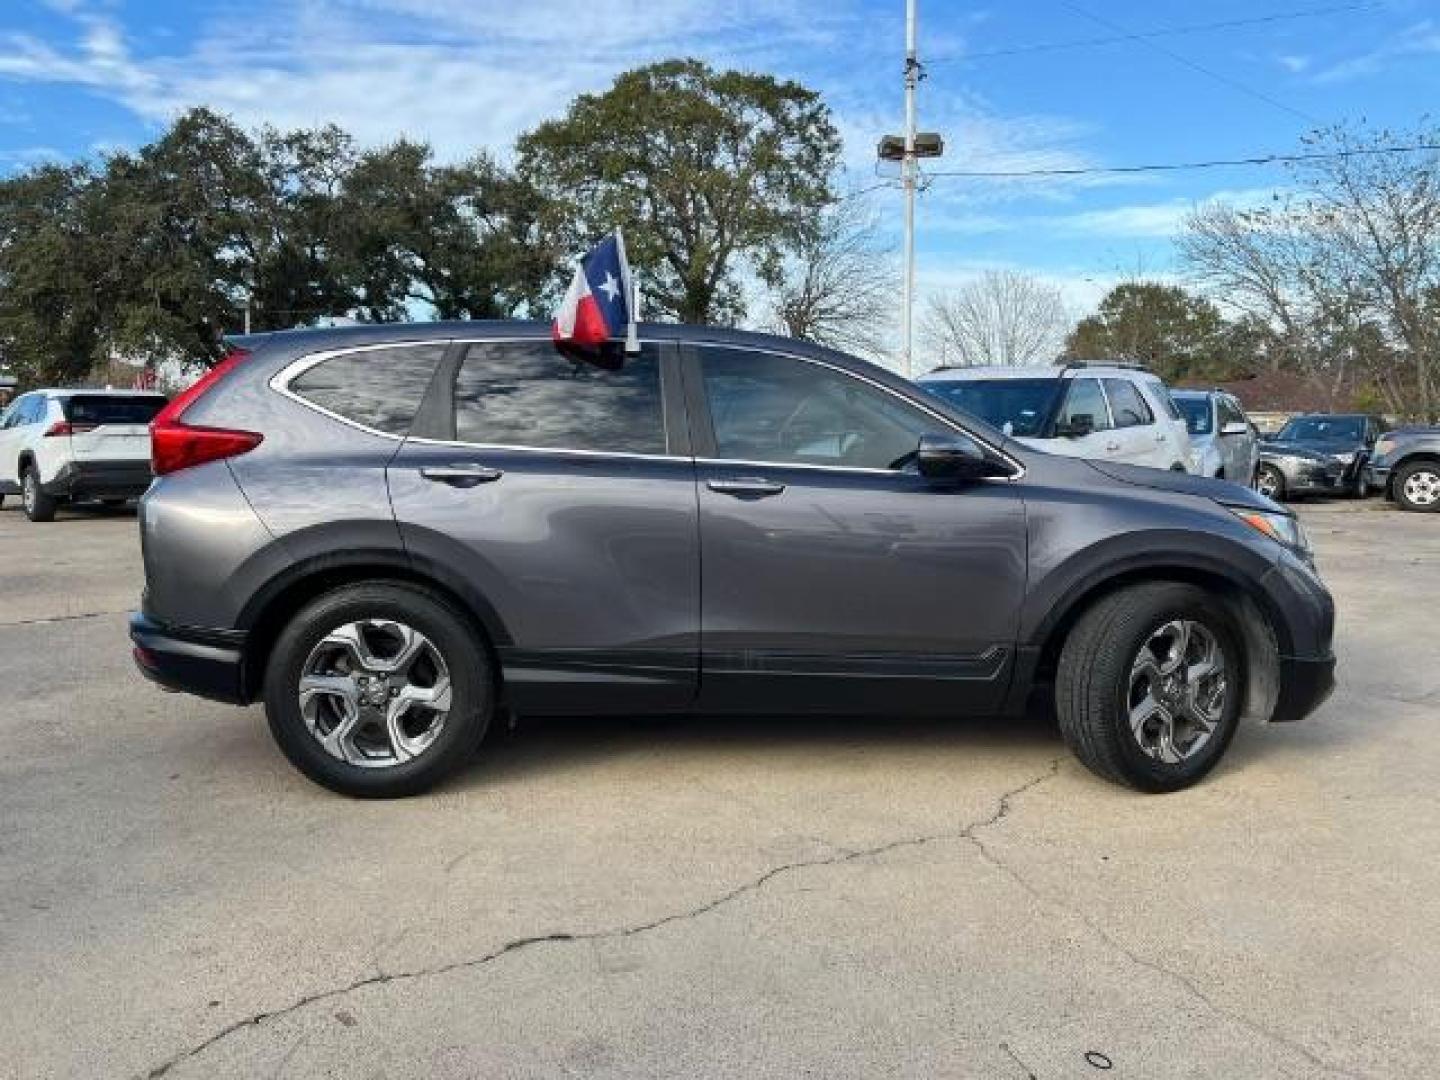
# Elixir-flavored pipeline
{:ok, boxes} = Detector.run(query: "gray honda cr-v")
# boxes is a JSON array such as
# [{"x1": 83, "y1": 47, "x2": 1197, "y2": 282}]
[{"x1": 130, "y1": 322, "x2": 1335, "y2": 797}]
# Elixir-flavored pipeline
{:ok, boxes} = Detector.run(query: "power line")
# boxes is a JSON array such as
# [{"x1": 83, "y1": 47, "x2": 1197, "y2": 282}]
[
  {"x1": 1055, "y1": 0, "x2": 1320, "y2": 125},
  {"x1": 923, "y1": 142, "x2": 1440, "y2": 179},
  {"x1": 929, "y1": 3, "x2": 1380, "y2": 64}
]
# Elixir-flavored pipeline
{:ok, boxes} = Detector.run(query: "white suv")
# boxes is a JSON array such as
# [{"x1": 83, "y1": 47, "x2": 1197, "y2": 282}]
[
  {"x1": 916, "y1": 363, "x2": 1193, "y2": 472},
  {"x1": 0, "y1": 389, "x2": 167, "y2": 521}
]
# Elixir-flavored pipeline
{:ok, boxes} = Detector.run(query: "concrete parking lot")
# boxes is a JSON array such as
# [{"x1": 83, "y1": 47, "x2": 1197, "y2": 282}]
[{"x1": 1, "y1": 497, "x2": 1436, "y2": 1079}]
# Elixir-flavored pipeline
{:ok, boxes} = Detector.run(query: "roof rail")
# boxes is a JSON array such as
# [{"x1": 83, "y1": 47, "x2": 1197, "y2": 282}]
[{"x1": 1058, "y1": 359, "x2": 1152, "y2": 373}]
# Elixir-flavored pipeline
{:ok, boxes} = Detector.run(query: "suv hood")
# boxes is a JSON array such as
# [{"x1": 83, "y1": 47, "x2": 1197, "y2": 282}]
[
  {"x1": 1084, "y1": 459, "x2": 1276, "y2": 511},
  {"x1": 1262, "y1": 440, "x2": 1343, "y2": 461}
]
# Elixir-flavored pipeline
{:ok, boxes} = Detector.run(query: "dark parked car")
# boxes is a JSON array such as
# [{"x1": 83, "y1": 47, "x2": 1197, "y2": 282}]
[
  {"x1": 1366, "y1": 427, "x2": 1440, "y2": 512},
  {"x1": 1257, "y1": 413, "x2": 1385, "y2": 500},
  {"x1": 130, "y1": 323, "x2": 1335, "y2": 797}
]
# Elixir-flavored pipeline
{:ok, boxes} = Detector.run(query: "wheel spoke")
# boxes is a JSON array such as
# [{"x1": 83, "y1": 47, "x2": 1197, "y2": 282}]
[
  {"x1": 1156, "y1": 620, "x2": 1190, "y2": 674},
  {"x1": 321, "y1": 622, "x2": 380, "y2": 671},
  {"x1": 1129, "y1": 693, "x2": 1166, "y2": 742}
]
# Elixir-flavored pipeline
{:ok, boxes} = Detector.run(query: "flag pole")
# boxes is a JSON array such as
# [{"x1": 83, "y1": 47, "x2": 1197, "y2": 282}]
[{"x1": 616, "y1": 229, "x2": 640, "y2": 355}]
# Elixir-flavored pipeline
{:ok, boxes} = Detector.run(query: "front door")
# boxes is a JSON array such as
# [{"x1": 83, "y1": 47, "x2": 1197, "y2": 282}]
[
  {"x1": 387, "y1": 338, "x2": 699, "y2": 714},
  {"x1": 686, "y1": 345, "x2": 1028, "y2": 715},
  {"x1": 1103, "y1": 377, "x2": 1170, "y2": 469}
]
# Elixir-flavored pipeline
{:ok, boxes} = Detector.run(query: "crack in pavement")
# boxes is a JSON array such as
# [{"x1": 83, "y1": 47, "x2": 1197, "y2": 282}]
[
  {"x1": 142, "y1": 759, "x2": 1063, "y2": 1078},
  {"x1": 0, "y1": 608, "x2": 131, "y2": 629},
  {"x1": 965, "y1": 829, "x2": 1365, "y2": 1079}
]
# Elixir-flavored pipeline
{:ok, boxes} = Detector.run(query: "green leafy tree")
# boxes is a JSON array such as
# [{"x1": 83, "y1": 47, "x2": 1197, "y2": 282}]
[
  {"x1": 0, "y1": 164, "x2": 112, "y2": 386},
  {"x1": 516, "y1": 58, "x2": 841, "y2": 324},
  {"x1": 1066, "y1": 282, "x2": 1233, "y2": 382},
  {"x1": 338, "y1": 142, "x2": 552, "y2": 320}
]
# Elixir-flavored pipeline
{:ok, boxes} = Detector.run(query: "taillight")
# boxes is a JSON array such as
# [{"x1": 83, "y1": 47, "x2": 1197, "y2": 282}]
[
  {"x1": 45, "y1": 421, "x2": 98, "y2": 437},
  {"x1": 150, "y1": 348, "x2": 264, "y2": 476}
]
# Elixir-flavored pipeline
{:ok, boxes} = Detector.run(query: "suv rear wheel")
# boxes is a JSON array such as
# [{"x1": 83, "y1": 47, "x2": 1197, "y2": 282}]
[
  {"x1": 1056, "y1": 582, "x2": 1242, "y2": 792},
  {"x1": 21, "y1": 466, "x2": 57, "y2": 522},
  {"x1": 263, "y1": 583, "x2": 493, "y2": 797}
]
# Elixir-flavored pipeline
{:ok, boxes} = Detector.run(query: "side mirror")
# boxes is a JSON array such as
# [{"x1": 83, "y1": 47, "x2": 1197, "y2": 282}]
[
  {"x1": 1054, "y1": 413, "x2": 1094, "y2": 438},
  {"x1": 916, "y1": 432, "x2": 1010, "y2": 481},
  {"x1": 1220, "y1": 421, "x2": 1249, "y2": 436}
]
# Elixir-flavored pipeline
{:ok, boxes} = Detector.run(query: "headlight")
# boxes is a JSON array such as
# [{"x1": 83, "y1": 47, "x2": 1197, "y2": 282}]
[{"x1": 1230, "y1": 506, "x2": 1311, "y2": 556}]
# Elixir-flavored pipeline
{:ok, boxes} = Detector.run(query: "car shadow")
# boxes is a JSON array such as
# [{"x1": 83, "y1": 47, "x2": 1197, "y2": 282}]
[{"x1": 452, "y1": 709, "x2": 1063, "y2": 791}]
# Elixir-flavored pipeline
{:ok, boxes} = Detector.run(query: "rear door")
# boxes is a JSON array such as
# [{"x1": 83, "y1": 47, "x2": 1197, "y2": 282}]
[
  {"x1": 63, "y1": 394, "x2": 167, "y2": 462},
  {"x1": 386, "y1": 337, "x2": 699, "y2": 714}
]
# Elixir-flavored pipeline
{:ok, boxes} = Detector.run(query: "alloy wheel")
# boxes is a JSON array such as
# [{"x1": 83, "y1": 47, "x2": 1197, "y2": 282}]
[
  {"x1": 22, "y1": 472, "x2": 36, "y2": 514},
  {"x1": 298, "y1": 619, "x2": 452, "y2": 768},
  {"x1": 1402, "y1": 468, "x2": 1439, "y2": 508},
  {"x1": 1127, "y1": 619, "x2": 1229, "y2": 765},
  {"x1": 1256, "y1": 467, "x2": 1281, "y2": 500}
]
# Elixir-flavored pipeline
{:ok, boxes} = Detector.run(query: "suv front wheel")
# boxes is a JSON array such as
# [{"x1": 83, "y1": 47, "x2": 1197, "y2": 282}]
[
  {"x1": 1056, "y1": 582, "x2": 1243, "y2": 792},
  {"x1": 263, "y1": 583, "x2": 494, "y2": 797}
]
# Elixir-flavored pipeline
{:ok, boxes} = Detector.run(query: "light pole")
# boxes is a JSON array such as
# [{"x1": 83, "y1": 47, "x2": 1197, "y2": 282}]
[{"x1": 878, "y1": 0, "x2": 942, "y2": 378}]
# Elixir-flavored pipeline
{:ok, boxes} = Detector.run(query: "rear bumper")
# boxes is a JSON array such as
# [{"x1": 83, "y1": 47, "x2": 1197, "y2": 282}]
[
  {"x1": 1271, "y1": 654, "x2": 1337, "y2": 723},
  {"x1": 46, "y1": 460, "x2": 152, "y2": 501},
  {"x1": 130, "y1": 613, "x2": 248, "y2": 705}
]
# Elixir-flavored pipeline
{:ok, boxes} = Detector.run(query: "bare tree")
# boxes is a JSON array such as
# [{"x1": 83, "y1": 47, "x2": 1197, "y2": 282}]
[
  {"x1": 1182, "y1": 125, "x2": 1440, "y2": 419},
  {"x1": 920, "y1": 270, "x2": 1068, "y2": 369},
  {"x1": 767, "y1": 199, "x2": 894, "y2": 359}
]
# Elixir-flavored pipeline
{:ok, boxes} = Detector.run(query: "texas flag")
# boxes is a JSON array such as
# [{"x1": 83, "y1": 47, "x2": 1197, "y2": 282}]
[{"x1": 552, "y1": 231, "x2": 634, "y2": 347}]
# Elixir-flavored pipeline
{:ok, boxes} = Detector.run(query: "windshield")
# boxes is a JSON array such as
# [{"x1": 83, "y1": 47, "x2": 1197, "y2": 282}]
[
  {"x1": 1173, "y1": 396, "x2": 1213, "y2": 436},
  {"x1": 920, "y1": 378, "x2": 1061, "y2": 438},
  {"x1": 1277, "y1": 416, "x2": 1363, "y2": 443}
]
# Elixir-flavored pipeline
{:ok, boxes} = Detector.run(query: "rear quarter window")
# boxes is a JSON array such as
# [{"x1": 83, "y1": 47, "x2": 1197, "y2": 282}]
[{"x1": 290, "y1": 344, "x2": 448, "y2": 436}]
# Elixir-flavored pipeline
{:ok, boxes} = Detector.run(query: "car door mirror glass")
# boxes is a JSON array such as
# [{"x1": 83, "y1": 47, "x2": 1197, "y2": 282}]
[{"x1": 916, "y1": 432, "x2": 1008, "y2": 480}]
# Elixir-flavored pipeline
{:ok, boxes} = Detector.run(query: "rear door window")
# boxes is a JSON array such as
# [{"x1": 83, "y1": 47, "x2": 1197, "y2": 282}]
[
  {"x1": 1104, "y1": 378, "x2": 1154, "y2": 428},
  {"x1": 291, "y1": 344, "x2": 448, "y2": 436},
  {"x1": 63, "y1": 395, "x2": 167, "y2": 426},
  {"x1": 1058, "y1": 379, "x2": 1112, "y2": 431},
  {"x1": 451, "y1": 341, "x2": 667, "y2": 455}
]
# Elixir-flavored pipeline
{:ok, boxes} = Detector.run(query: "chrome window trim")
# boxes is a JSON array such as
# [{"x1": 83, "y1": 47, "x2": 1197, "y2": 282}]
[
  {"x1": 692, "y1": 340, "x2": 1026, "y2": 479},
  {"x1": 272, "y1": 335, "x2": 1025, "y2": 478}
]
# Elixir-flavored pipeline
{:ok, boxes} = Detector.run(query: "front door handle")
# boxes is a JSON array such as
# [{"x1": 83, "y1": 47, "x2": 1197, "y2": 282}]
[
  {"x1": 1105, "y1": 441, "x2": 1121, "y2": 453},
  {"x1": 420, "y1": 464, "x2": 503, "y2": 488},
  {"x1": 706, "y1": 476, "x2": 786, "y2": 498}
]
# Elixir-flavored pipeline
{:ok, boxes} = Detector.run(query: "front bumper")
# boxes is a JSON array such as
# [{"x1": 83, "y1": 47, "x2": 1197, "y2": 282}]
[
  {"x1": 1279, "y1": 460, "x2": 1344, "y2": 494},
  {"x1": 46, "y1": 460, "x2": 153, "y2": 501},
  {"x1": 130, "y1": 613, "x2": 248, "y2": 704},
  {"x1": 1364, "y1": 463, "x2": 1391, "y2": 493},
  {"x1": 1271, "y1": 654, "x2": 1337, "y2": 723}
]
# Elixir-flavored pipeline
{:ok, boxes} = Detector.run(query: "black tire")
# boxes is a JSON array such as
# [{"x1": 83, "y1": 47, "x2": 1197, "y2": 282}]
[
  {"x1": 21, "y1": 467, "x2": 57, "y2": 522},
  {"x1": 263, "y1": 582, "x2": 494, "y2": 797},
  {"x1": 1255, "y1": 463, "x2": 1285, "y2": 502},
  {"x1": 1056, "y1": 582, "x2": 1244, "y2": 793},
  {"x1": 1393, "y1": 460, "x2": 1440, "y2": 513}
]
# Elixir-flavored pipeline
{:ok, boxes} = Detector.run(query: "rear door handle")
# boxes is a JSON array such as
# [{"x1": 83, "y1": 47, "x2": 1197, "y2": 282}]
[
  {"x1": 420, "y1": 464, "x2": 503, "y2": 488},
  {"x1": 1105, "y1": 441, "x2": 1121, "y2": 453},
  {"x1": 706, "y1": 476, "x2": 786, "y2": 498}
]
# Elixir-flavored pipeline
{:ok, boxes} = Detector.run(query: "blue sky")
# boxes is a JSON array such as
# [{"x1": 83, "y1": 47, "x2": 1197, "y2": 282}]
[{"x1": 2, "y1": 0, "x2": 1438, "y2": 323}]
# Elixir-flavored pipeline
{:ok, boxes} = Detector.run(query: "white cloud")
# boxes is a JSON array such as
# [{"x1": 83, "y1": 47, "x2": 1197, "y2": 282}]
[
  {"x1": 1276, "y1": 54, "x2": 1310, "y2": 74},
  {"x1": 1313, "y1": 20, "x2": 1440, "y2": 83}
]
